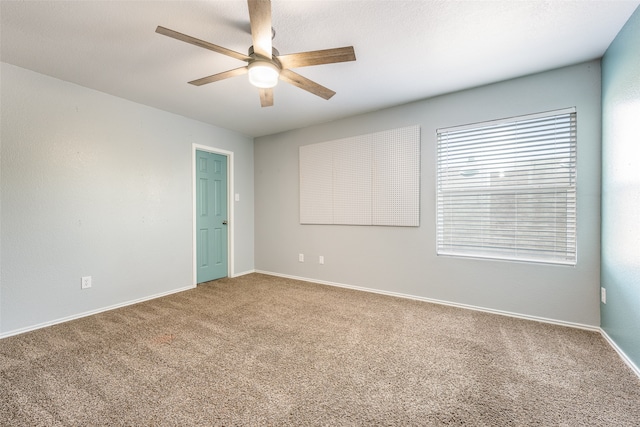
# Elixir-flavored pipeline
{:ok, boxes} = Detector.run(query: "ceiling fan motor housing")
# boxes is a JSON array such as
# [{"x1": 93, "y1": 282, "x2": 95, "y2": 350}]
[{"x1": 248, "y1": 46, "x2": 281, "y2": 64}]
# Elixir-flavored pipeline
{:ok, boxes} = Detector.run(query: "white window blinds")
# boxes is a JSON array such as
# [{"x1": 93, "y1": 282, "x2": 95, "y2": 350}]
[{"x1": 436, "y1": 108, "x2": 577, "y2": 265}]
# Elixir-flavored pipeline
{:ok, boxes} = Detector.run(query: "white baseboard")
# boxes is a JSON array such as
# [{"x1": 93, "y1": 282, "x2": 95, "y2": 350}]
[
  {"x1": 231, "y1": 269, "x2": 256, "y2": 278},
  {"x1": 600, "y1": 328, "x2": 640, "y2": 379},
  {"x1": 1, "y1": 270, "x2": 258, "y2": 339},
  {"x1": 0, "y1": 284, "x2": 195, "y2": 340},
  {"x1": 255, "y1": 270, "x2": 600, "y2": 332}
]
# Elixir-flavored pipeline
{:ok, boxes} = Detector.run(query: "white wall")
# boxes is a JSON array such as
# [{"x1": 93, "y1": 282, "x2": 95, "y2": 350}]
[
  {"x1": 0, "y1": 63, "x2": 254, "y2": 335},
  {"x1": 254, "y1": 61, "x2": 602, "y2": 327}
]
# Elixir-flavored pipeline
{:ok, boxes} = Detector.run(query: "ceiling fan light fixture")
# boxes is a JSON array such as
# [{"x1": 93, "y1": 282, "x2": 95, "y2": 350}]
[{"x1": 248, "y1": 60, "x2": 280, "y2": 88}]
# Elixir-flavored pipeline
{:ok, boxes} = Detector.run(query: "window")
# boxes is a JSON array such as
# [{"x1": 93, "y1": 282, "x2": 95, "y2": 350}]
[{"x1": 436, "y1": 108, "x2": 577, "y2": 265}]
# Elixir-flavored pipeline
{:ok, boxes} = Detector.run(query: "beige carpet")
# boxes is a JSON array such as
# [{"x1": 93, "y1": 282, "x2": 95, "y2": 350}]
[{"x1": 1, "y1": 273, "x2": 639, "y2": 426}]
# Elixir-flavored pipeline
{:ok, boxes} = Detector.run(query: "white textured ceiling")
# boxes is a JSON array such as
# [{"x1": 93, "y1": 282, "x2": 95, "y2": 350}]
[{"x1": 1, "y1": 1, "x2": 638, "y2": 137}]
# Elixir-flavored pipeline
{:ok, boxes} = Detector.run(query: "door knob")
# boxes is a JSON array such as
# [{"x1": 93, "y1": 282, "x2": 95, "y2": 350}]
[{"x1": 222, "y1": 220, "x2": 228, "y2": 225}]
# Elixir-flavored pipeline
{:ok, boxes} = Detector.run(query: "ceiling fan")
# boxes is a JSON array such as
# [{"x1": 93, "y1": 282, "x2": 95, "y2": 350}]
[{"x1": 156, "y1": 0, "x2": 356, "y2": 107}]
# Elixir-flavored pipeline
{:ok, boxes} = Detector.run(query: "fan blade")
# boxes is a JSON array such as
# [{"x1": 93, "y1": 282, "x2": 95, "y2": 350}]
[
  {"x1": 247, "y1": 0, "x2": 272, "y2": 58},
  {"x1": 278, "y1": 47, "x2": 356, "y2": 69},
  {"x1": 188, "y1": 67, "x2": 248, "y2": 86},
  {"x1": 156, "y1": 26, "x2": 250, "y2": 62},
  {"x1": 259, "y1": 88, "x2": 274, "y2": 107},
  {"x1": 279, "y1": 69, "x2": 335, "y2": 100}
]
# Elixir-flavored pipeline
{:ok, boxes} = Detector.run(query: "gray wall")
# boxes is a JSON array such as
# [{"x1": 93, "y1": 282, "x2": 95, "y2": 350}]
[
  {"x1": 255, "y1": 61, "x2": 602, "y2": 327},
  {"x1": 601, "y1": 6, "x2": 640, "y2": 371},
  {"x1": 0, "y1": 63, "x2": 254, "y2": 335}
]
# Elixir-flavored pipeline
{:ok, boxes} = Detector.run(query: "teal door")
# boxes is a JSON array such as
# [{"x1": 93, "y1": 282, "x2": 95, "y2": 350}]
[{"x1": 196, "y1": 150, "x2": 228, "y2": 283}]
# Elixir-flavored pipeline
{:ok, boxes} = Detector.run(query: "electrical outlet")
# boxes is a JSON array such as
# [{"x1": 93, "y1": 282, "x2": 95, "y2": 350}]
[
  {"x1": 81, "y1": 276, "x2": 92, "y2": 289},
  {"x1": 601, "y1": 287, "x2": 606, "y2": 304},
  {"x1": 319, "y1": 255, "x2": 324, "y2": 265},
  {"x1": 298, "y1": 253, "x2": 304, "y2": 262}
]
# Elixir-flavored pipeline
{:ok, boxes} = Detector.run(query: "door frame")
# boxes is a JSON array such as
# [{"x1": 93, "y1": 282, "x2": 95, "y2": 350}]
[{"x1": 192, "y1": 144, "x2": 234, "y2": 285}]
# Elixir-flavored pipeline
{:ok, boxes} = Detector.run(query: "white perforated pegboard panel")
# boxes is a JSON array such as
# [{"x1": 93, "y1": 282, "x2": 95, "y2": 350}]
[
  {"x1": 299, "y1": 125, "x2": 420, "y2": 226},
  {"x1": 372, "y1": 126, "x2": 420, "y2": 226},
  {"x1": 333, "y1": 138, "x2": 372, "y2": 225}
]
